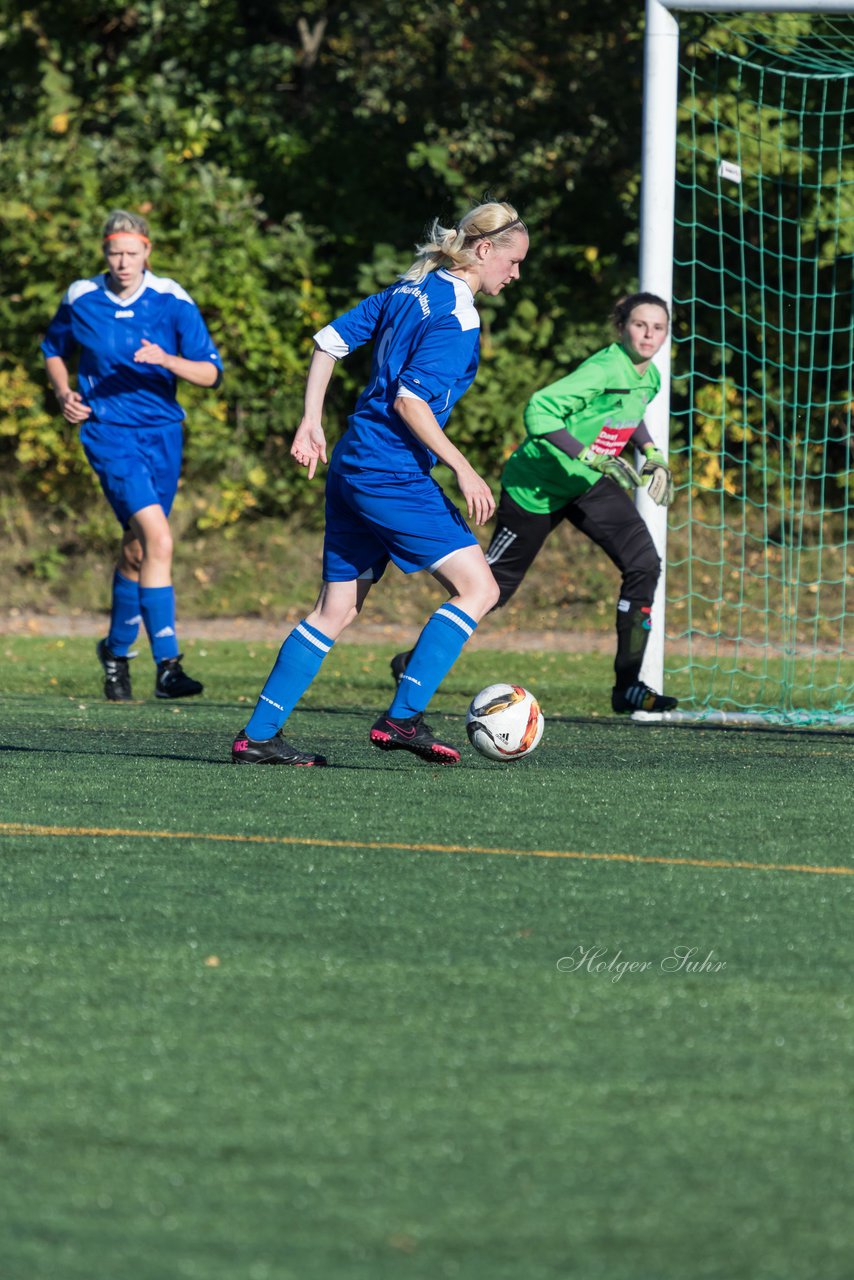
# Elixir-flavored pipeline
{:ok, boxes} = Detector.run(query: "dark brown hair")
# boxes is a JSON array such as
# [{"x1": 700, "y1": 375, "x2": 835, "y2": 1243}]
[{"x1": 612, "y1": 292, "x2": 670, "y2": 330}]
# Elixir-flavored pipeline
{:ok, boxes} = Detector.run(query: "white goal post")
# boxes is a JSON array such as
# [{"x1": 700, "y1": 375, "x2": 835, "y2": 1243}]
[{"x1": 637, "y1": 0, "x2": 854, "y2": 702}]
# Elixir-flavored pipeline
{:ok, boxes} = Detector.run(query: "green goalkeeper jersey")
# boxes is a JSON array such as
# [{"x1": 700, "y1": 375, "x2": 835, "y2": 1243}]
[{"x1": 502, "y1": 342, "x2": 661, "y2": 513}]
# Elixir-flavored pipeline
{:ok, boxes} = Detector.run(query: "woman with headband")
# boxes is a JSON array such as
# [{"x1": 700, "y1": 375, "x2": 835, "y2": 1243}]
[
  {"x1": 232, "y1": 200, "x2": 529, "y2": 766},
  {"x1": 42, "y1": 209, "x2": 223, "y2": 701}
]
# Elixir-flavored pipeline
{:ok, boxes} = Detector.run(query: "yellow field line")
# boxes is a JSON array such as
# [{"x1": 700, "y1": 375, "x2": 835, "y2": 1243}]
[{"x1": 0, "y1": 821, "x2": 851, "y2": 878}]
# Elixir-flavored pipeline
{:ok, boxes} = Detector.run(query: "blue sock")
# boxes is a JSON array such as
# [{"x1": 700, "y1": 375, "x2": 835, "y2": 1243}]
[
  {"x1": 244, "y1": 621, "x2": 334, "y2": 741},
  {"x1": 139, "y1": 585, "x2": 179, "y2": 663},
  {"x1": 107, "y1": 572, "x2": 141, "y2": 657},
  {"x1": 388, "y1": 604, "x2": 477, "y2": 718}
]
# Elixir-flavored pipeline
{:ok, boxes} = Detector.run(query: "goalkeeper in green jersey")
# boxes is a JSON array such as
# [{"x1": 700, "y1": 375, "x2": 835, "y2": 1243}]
[{"x1": 391, "y1": 292, "x2": 678, "y2": 714}]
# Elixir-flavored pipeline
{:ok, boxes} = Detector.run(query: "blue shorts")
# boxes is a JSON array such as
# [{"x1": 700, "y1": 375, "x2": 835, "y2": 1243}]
[
  {"x1": 322, "y1": 464, "x2": 478, "y2": 581},
  {"x1": 80, "y1": 422, "x2": 183, "y2": 528}
]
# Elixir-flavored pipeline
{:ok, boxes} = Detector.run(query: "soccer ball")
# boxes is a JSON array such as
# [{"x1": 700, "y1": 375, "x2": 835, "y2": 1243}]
[{"x1": 466, "y1": 683, "x2": 544, "y2": 762}]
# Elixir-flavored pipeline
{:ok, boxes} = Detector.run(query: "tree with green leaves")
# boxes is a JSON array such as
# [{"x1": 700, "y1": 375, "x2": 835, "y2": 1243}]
[{"x1": 0, "y1": 1, "x2": 655, "y2": 529}]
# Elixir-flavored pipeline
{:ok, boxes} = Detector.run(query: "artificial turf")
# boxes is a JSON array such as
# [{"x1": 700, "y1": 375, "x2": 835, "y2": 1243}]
[{"x1": 1, "y1": 637, "x2": 853, "y2": 1279}]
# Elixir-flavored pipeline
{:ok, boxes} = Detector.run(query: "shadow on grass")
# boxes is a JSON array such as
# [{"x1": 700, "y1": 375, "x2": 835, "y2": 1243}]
[{"x1": 0, "y1": 737, "x2": 478, "y2": 770}]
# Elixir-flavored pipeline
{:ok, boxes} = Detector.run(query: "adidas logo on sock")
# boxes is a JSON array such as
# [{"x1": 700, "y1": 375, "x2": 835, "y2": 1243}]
[{"x1": 155, "y1": 626, "x2": 176, "y2": 638}]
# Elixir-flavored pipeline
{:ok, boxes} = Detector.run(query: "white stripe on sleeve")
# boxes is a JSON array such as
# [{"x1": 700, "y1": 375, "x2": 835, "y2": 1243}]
[{"x1": 313, "y1": 324, "x2": 350, "y2": 359}]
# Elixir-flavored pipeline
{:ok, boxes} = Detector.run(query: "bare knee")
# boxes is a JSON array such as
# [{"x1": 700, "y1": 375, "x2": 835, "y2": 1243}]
[
  {"x1": 435, "y1": 549, "x2": 502, "y2": 622},
  {"x1": 313, "y1": 602, "x2": 358, "y2": 636},
  {"x1": 458, "y1": 573, "x2": 500, "y2": 622},
  {"x1": 307, "y1": 579, "x2": 371, "y2": 640},
  {"x1": 142, "y1": 526, "x2": 174, "y2": 568},
  {"x1": 482, "y1": 575, "x2": 501, "y2": 616}
]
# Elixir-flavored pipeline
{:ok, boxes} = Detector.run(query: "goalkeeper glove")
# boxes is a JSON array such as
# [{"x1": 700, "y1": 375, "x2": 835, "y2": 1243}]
[
  {"x1": 579, "y1": 446, "x2": 643, "y2": 494},
  {"x1": 640, "y1": 445, "x2": 674, "y2": 507}
]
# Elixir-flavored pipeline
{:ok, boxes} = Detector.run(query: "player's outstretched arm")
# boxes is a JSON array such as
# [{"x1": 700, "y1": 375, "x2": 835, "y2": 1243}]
[
  {"x1": 542, "y1": 425, "x2": 643, "y2": 494},
  {"x1": 291, "y1": 348, "x2": 337, "y2": 479},
  {"x1": 291, "y1": 420, "x2": 328, "y2": 479},
  {"x1": 394, "y1": 394, "x2": 495, "y2": 525},
  {"x1": 578, "y1": 446, "x2": 643, "y2": 493}
]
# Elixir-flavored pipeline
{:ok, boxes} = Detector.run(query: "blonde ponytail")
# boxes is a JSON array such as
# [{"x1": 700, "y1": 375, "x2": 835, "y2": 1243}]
[{"x1": 401, "y1": 201, "x2": 525, "y2": 283}]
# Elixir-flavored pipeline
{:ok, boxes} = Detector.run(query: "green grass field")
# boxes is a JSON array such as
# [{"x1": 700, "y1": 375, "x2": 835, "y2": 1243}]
[{"x1": 2, "y1": 636, "x2": 853, "y2": 1280}]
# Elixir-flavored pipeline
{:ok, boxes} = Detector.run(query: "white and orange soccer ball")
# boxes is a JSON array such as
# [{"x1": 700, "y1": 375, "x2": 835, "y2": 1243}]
[{"x1": 465, "y1": 683, "x2": 544, "y2": 762}]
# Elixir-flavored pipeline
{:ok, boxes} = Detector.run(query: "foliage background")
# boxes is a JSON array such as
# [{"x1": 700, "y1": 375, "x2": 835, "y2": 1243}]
[
  {"x1": 2, "y1": 4, "x2": 852, "y2": 620},
  {"x1": 0, "y1": 0, "x2": 646, "y2": 542}
]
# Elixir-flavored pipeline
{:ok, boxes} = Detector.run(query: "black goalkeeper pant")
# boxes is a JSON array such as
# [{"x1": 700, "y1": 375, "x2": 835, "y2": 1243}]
[{"x1": 485, "y1": 480, "x2": 662, "y2": 691}]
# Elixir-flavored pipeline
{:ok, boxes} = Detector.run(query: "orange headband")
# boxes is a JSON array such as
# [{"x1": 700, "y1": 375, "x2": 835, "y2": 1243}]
[{"x1": 103, "y1": 232, "x2": 151, "y2": 246}]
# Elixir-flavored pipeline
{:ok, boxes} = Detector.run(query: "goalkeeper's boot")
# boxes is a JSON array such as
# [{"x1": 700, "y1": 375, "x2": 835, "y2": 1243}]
[
  {"x1": 231, "y1": 729, "x2": 327, "y2": 766},
  {"x1": 97, "y1": 638, "x2": 134, "y2": 702},
  {"x1": 370, "y1": 712, "x2": 460, "y2": 763},
  {"x1": 390, "y1": 649, "x2": 412, "y2": 685},
  {"x1": 155, "y1": 655, "x2": 204, "y2": 699},
  {"x1": 611, "y1": 683, "x2": 678, "y2": 715}
]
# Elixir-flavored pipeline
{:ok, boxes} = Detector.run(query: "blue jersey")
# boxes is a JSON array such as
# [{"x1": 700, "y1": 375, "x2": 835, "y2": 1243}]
[
  {"x1": 41, "y1": 270, "x2": 223, "y2": 429},
  {"x1": 314, "y1": 269, "x2": 480, "y2": 475}
]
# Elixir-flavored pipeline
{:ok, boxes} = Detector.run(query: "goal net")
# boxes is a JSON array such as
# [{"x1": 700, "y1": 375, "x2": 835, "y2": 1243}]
[{"x1": 662, "y1": 9, "x2": 854, "y2": 725}]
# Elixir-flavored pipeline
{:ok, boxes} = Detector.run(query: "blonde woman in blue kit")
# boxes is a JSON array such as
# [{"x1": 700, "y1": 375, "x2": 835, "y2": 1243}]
[{"x1": 233, "y1": 201, "x2": 529, "y2": 766}]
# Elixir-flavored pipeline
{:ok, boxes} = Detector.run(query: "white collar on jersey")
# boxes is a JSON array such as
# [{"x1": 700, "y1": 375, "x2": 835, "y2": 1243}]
[
  {"x1": 437, "y1": 268, "x2": 475, "y2": 300},
  {"x1": 102, "y1": 268, "x2": 151, "y2": 308}
]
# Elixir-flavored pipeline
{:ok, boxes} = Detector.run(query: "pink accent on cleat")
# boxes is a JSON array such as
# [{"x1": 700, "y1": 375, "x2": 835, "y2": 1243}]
[{"x1": 369, "y1": 714, "x2": 460, "y2": 763}]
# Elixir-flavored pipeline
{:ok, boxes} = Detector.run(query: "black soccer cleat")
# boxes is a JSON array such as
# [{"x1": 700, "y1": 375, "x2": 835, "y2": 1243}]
[
  {"x1": 155, "y1": 654, "x2": 204, "y2": 699},
  {"x1": 231, "y1": 729, "x2": 327, "y2": 766},
  {"x1": 611, "y1": 683, "x2": 678, "y2": 714},
  {"x1": 390, "y1": 650, "x2": 411, "y2": 685},
  {"x1": 369, "y1": 712, "x2": 460, "y2": 763},
  {"x1": 96, "y1": 638, "x2": 134, "y2": 702}
]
